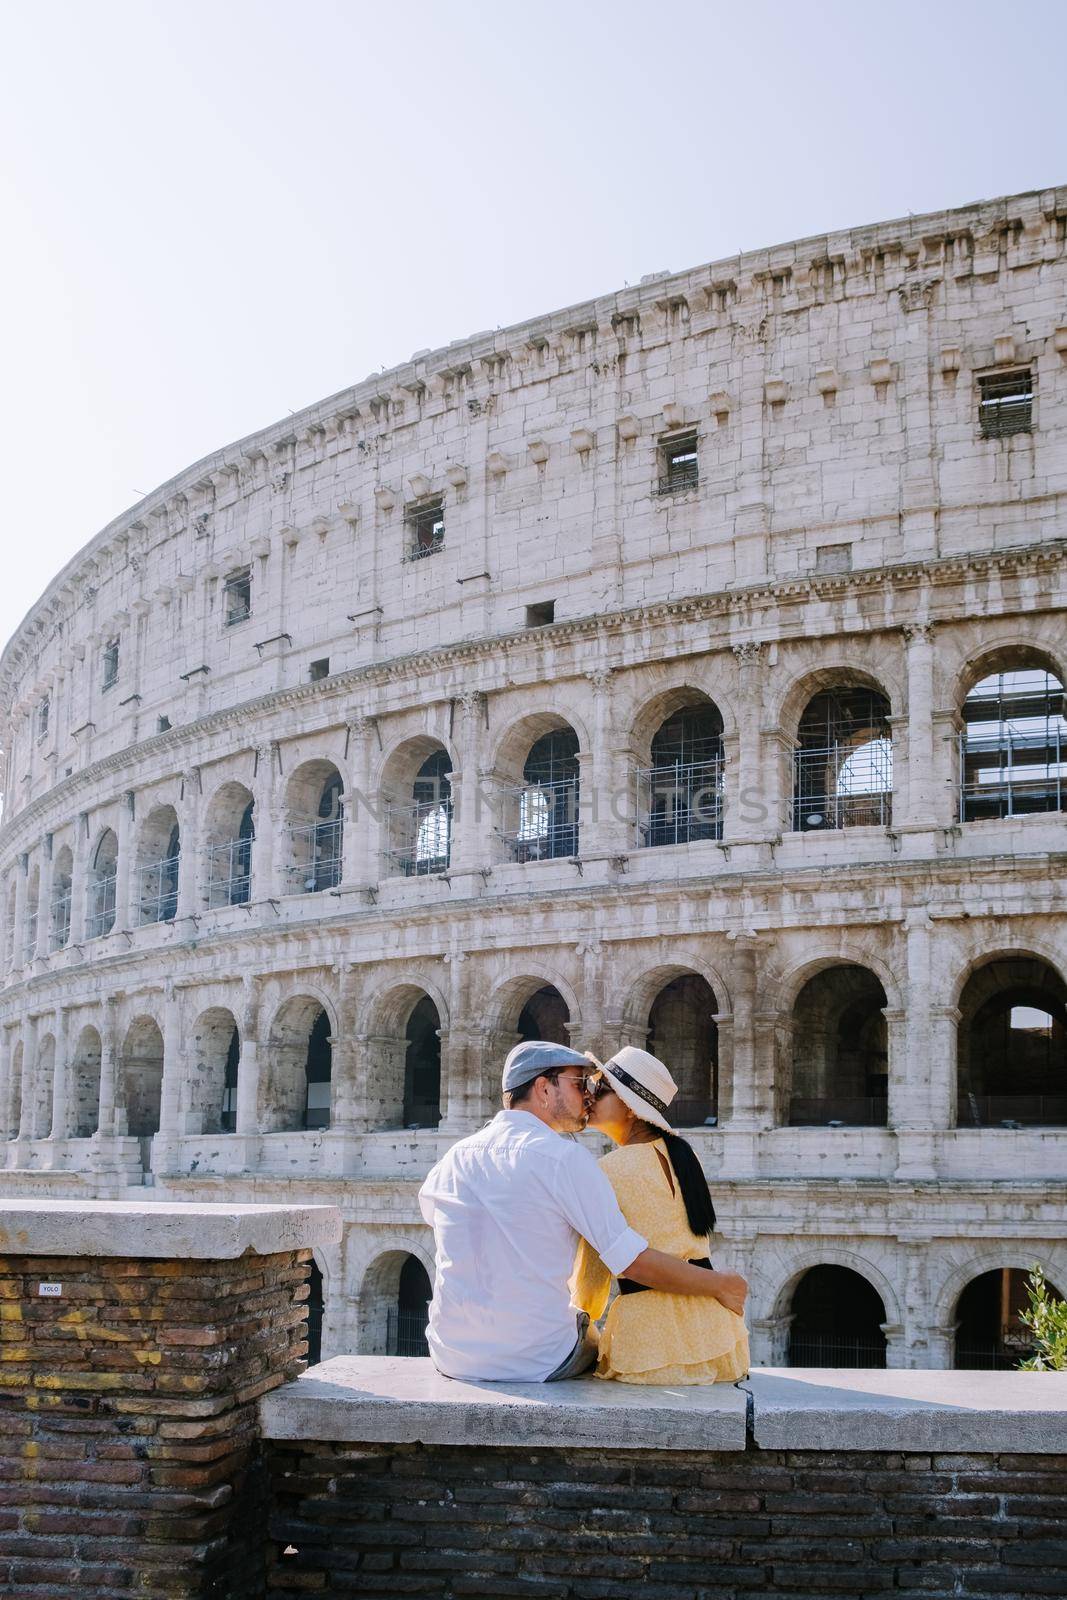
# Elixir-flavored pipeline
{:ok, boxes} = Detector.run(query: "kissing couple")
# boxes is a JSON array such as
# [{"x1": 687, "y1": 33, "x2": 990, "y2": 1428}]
[{"x1": 418, "y1": 1040, "x2": 750, "y2": 1383}]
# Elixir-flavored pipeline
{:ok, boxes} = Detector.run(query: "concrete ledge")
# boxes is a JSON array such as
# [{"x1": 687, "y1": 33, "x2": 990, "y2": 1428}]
[
  {"x1": 258, "y1": 1355, "x2": 749, "y2": 1450},
  {"x1": 0, "y1": 1199, "x2": 342, "y2": 1259},
  {"x1": 744, "y1": 1367, "x2": 1067, "y2": 1452}
]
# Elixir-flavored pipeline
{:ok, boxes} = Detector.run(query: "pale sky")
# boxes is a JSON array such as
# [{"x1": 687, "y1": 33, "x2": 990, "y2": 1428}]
[{"x1": 1, "y1": 0, "x2": 1064, "y2": 654}]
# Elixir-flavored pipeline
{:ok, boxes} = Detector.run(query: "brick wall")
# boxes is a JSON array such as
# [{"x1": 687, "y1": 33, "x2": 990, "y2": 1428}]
[
  {"x1": 0, "y1": 1246, "x2": 311, "y2": 1599},
  {"x1": 265, "y1": 1440, "x2": 1067, "y2": 1599}
]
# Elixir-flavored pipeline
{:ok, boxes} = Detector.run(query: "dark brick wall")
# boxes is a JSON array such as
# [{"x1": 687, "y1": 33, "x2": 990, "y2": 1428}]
[
  {"x1": 0, "y1": 1247, "x2": 311, "y2": 1599},
  {"x1": 266, "y1": 1440, "x2": 1067, "y2": 1599}
]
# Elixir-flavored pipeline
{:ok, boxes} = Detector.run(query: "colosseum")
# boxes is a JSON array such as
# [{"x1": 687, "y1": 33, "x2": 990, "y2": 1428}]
[{"x1": 1, "y1": 186, "x2": 1066, "y2": 1371}]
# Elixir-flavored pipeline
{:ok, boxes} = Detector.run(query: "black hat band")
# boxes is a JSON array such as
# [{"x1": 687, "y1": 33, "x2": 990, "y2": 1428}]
[{"x1": 605, "y1": 1064, "x2": 669, "y2": 1116}]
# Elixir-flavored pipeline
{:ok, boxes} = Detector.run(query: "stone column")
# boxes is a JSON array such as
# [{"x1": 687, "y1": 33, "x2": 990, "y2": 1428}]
[
  {"x1": 156, "y1": 983, "x2": 184, "y2": 1160},
  {"x1": 235, "y1": 977, "x2": 262, "y2": 1146},
  {"x1": 329, "y1": 963, "x2": 362, "y2": 1140},
  {"x1": 901, "y1": 624, "x2": 937, "y2": 828},
  {"x1": 16, "y1": 1014, "x2": 36, "y2": 1143},
  {"x1": 95, "y1": 996, "x2": 120, "y2": 1138},
  {"x1": 177, "y1": 769, "x2": 201, "y2": 921},
  {"x1": 893, "y1": 910, "x2": 941, "y2": 1180},
  {"x1": 114, "y1": 791, "x2": 135, "y2": 933},
  {"x1": 251, "y1": 742, "x2": 280, "y2": 901},
  {"x1": 439, "y1": 950, "x2": 475, "y2": 1131},
  {"x1": 35, "y1": 842, "x2": 52, "y2": 961},
  {"x1": 718, "y1": 933, "x2": 763, "y2": 1177},
  {"x1": 577, "y1": 669, "x2": 630, "y2": 859},
  {"x1": 342, "y1": 717, "x2": 379, "y2": 889},
  {"x1": 449, "y1": 694, "x2": 489, "y2": 878},
  {"x1": 726, "y1": 643, "x2": 770, "y2": 843},
  {"x1": 69, "y1": 812, "x2": 89, "y2": 945},
  {"x1": 50, "y1": 1006, "x2": 70, "y2": 1143},
  {"x1": 12, "y1": 853, "x2": 27, "y2": 974},
  {"x1": 0, "y1": 1026, "x2": 13, "y2": 1141}
]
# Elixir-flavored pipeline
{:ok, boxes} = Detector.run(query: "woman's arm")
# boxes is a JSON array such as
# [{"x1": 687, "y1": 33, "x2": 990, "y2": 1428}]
[
  {"x1": 570, "y1": 1236, "x2": 612, "y2": 1321},
  {"x1": 622, "y1": 1248, "x2": 748, "y2": 1315}
]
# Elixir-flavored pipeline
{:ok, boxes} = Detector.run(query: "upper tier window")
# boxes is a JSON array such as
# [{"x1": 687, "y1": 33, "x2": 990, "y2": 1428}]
[
  {"x1": 657, "y1": 431, "x2": 699, "y2": 495},
  {"x1": 223, "y1": 567, "x2": 252, "y2": 626},
  {"x1": 979, "y1": 370, "x2": 1032, "y2": 438},
  {"x1": 406, "y1": 498, "x2": 444, "y2": 561},
  {"x1": 102, "y1": 638, "x2": 120, "y2": 691}
]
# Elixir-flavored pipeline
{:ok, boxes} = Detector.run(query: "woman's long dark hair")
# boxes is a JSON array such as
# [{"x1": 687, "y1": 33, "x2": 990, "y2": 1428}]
[{"x1": 658, "y1": 1128, "x2": 717, "y2": 1241}]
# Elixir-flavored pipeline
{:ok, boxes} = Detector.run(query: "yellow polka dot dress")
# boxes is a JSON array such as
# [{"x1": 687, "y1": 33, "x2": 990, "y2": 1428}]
[{"x1": 571, "y1": 1140, "x2": 750, "y2": 1385}]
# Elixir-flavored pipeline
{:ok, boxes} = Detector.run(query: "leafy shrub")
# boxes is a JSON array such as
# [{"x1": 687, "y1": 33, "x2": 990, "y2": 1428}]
[{"x1": 1017, "y1": 1265, "x2": 1067, "y2": 1371}]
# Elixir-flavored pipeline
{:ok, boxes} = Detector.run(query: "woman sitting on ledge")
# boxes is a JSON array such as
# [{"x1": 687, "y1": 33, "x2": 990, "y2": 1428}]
[{"x1": 572, "y1": 1047, "x2": 750, "y2": 1385}]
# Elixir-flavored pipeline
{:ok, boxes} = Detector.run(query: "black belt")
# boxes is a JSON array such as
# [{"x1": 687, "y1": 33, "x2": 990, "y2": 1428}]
[{"x1": 617, "y1": 1257, "x2": 713, "y2": 1295}]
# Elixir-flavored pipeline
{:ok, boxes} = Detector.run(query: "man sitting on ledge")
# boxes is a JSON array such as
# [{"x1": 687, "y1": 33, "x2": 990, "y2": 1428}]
[{"x1": 418, "y1": 1041, "x2": 748, "y2": 1382}]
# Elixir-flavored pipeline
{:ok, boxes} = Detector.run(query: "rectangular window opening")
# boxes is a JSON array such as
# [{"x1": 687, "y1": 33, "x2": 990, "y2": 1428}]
[
  {"x1": 657, "y1": 431, "x2": 699, "y2": 495},
  {"x1": 525, "y1": 601, "x2": 555, "y2": 628},
  {"x1": 157, "y1": 715, "x2": 171, "y2": 733},
  {"x1": 36, "y1": 698, "x2": 50, "y2": 739},
  {"x1": 406, "y1": 497, "x2": 445, "y2": 560},
  {"x1": 979, "y1": 369, "x2": 1032, "y2": 438},
  {"x1": 309, "y1": 658, "x2": 330, "y2": 681},
  {"x1": 223, "y1": 567, "x2": 252, "y2": 626},
  {"x1": 102, "y1": 639, "x2": 120, "y2": 691}
]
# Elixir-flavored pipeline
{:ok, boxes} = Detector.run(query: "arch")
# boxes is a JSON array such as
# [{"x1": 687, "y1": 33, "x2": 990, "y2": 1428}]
[
  {"x1": 619, "y1": 957, "x2": 733, "y2": 1039},
  {"x1": 186, "y1": 1007, "x2": 240, "y2": 1135},
  {"x1": 786, "y1": 1264, "x2": 888, "y2": 1368},
  {"x1": 70, "y1": 1024, "x2": 101, "y2": 1138},
  {"x1": 771, "y1": 1247, "x2": 903, "y2": 1331},
  {"x1": 633, "y1": 691, "x2": 727, "y2": 848},
  {"x1": 378, "y1": 737, "x2": 454, "y2": 878},
  {"x1": 932, "y1": 1248, "x2": 1067, "y2": 1335},
  {"x1": 957, "y1": 652, "x2": 1067, "y2": 822},
  {"x1": 136, "y1": 804, "x2": 180, "y2": 924},
  {"x1": 952, "y1": 639, "x2": 1066, "y2": 708},
  {"x1": 775, "y1": 663, "x2": 899, "y2": 743},
  {"x1": 261, "y1": 995, "x2": 334, "y2": 1133},
  {"x1": 284, "y1": 759, "x2": 344, "y2": 894},
  {"x1": 787, "y1": 963, "x2": 889, "y2": 1127},
  {"x1": 492, "y1": 718, "x2": 583, "y2": 863},
  {"x1": 483, "y1": 969, "x2": 582, "y2": 1044},
  {"x1": 489, "y1": 707, "x2": 592, "y2": 782},
  {"x1": 87, "y1": 828, "x2": 118, "y2": 939},
  {"x1": 646, "y1": 972, "x2": 719, "y2": 1127},
  {"x1": 357, "y1": 1245, "x2": 435, "y2": 1356},
  {"x1": 358, "y1": 978, "x2": 449, "y2": 1130},
  {"x1": 31, "y1": 1031, "x2": 55, "y2": 1140},
  {"x1": 628, "y1": 681, "x2": 737, "y2": 761},
  {"x1": 953, "y1": 1264, "x2": 1066, "y2": 1370},
  {"x1": 955, "y1": 952, "x2": 1067, "y2": 1128},
  {"x1": 119, "y1": 1015, "x2": 164, "y2": 1145},
  {"x1": 50, "y1": 845, "x2": 73, "y2": 951},
  {"x1": 203, "y1": 781, "x2": 255, "y2": 907},
  {"x1": 789, "y1": 676, "x2": 894, "y2": 833}
]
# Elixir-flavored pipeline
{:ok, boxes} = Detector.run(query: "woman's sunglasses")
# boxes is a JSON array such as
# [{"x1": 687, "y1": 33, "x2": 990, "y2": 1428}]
[{"x1": 584, "y1": 1073, "x2": 613, "y2": 1100}]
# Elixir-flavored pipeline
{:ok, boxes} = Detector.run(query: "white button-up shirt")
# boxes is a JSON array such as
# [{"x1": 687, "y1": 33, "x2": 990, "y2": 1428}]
[{"x1": 418, "y1": 1110, "x2": 648, "y2": 1381}]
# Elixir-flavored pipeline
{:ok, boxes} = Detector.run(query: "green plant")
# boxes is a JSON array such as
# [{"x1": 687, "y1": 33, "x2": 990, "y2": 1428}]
[{"x1": 1017, "y1": 1265, "x2": 1067, "y2": 1371}]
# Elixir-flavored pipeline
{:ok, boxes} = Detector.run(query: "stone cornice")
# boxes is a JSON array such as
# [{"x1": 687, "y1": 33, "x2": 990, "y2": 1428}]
[
  {"x1": 3, "y1": 536, "x2": 1066, "y2": 856},
  {"x1": 3, "y1": 184, "x2": 1065, "y2": 694}
]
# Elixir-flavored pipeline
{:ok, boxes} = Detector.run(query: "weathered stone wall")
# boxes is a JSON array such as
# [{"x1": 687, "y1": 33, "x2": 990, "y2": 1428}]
[
  {"x1": 265, "y1": 1438, "x2": 1067, "y2": 1600},
  {"x1": 1, "y1": 187, "x2": 1066, "y2": 1367}
]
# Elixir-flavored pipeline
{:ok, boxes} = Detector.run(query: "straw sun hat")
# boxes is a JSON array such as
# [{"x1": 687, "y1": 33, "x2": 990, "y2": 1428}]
[{"x1": 592, "y1": 1045, "x2": 678, "y2": 1133}]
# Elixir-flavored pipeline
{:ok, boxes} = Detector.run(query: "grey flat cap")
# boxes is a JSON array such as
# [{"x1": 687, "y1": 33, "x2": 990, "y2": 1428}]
[{"x1": 502, "y1": 1040, "x2": 588, "y2": 1093}]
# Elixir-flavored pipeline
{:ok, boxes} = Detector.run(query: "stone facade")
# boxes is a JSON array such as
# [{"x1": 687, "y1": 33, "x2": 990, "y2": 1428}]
[{"x1": 1, "y1": 187, "x2": 1067, "y2": 1367}]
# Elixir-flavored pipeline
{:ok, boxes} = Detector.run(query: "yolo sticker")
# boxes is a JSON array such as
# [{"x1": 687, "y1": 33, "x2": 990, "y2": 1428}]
[{"x1": 38, "y1": 1283, "x2": 62, "y2": 1297}]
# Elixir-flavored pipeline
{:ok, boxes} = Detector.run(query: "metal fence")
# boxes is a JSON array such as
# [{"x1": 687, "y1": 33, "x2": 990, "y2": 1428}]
[
  {"x1": 206, "y1": 838, "x2": 253, "y2": 907},
  {"x1": 384, "y1": 799, "x2": 453, "y2": 876},
  {"x1": 86, "y1": 874, "x2": 117, "y2": 940},
  {"x1": 791, "y1": 741, "x2": 892, "y2": 831},
  {"x1": 788, "y1": 1096, "x2": 889, "y2": 1127},
  {"x1": 958, "y1": 1094, "x2": 1067, "y2": 1128},
  {"x1": 501, "y1": 779, "x2": 579, "y2": 862},
  {"x1": 787, "y1": 1332, "x2": 887, "y2": 1368},
  {"x1": 386, "y1": 1307, "x2": 430, "y2": 1358},
  {"x1": 137, "y1": 855, "x2": 180, "y2": 924},
  {"x1": 959, "y1": 729, "x2": 1066, "y2": 820},
  {"x1": 288, "y1": 818, "x2": 343, "y2": 893},
  {"x1": 636, "y1": 759, "x2": 723, "y2": 846},
  {"x1": 49, "y1": 890, "x2": 71, "y2": 951}
]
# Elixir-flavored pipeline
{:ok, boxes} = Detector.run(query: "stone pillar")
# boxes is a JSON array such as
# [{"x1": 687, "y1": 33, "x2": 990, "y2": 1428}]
[
  {"x1": 0, "y1": 1197, "x2": 339, "y2": 1598},
  {"x1": 69, "y1": 811, "x2": 89, "y2": 945},
  {"x1": 34, "y1": 842, "x2": 52, "y2": 961},
  {"x1": 933, "y1": 709, "x2": 965, "y2": 829},
  {"x1": 50, "y1": 1006, "x2": 70, "y2": 1143},
  {"x1": 342, "y1": 717, "x2": 379, "y2": 889},
  {"x1": 576, "y1": 669, "x2": 630, "y2": 859},
  {"x1": 177, "y1": 768, "x2": 201, "y2": 921},
  {"x1": 251, "y1": 741, "x2": 280, "y2": 901},
  {"x1": 95, "y1": 997, "x2": 120, "y2": 1138},
  {"x1": 438, "y1": 950, "x2": 479, "y2": 1131},
  {"x1": 718, "y1": 933, "x2": 763, "y2": 1177},
  {"x1": 0, "y1": 1026, "x2": 13, "y2": 1141},
  {"x1": 726, "y1": 643, "x2": 770, "y2": 843},
  {"x1": 329, "y1": 963, "x2": 361, "y2": 1136},
  {"x1": 155, "y1": 983, "x2": 184, "y2": 1169},
  {"x1": 235, "y1": 977, "x2": 262, "y2": 1143},
  {"x1": 16, "y1": 1014, "x2": 36, "y2": 1143},
  {"x1": 893, "y1": 910, "x2": 942, "y2": 1180},
  {"x1": 114, "y1": 791, "x2": 135, "y2": 933},
  {"x1": 901, "y1": 624, "x2": 937, "y2": 828},
  {"x1": 12, "y1": 853, "x2": 27, "y2": 974},
  {"x1": 449, "y1": 694, "x2": 489, "y2": 878}
]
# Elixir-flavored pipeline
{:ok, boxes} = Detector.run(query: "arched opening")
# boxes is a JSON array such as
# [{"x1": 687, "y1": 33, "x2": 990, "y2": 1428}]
[
  {"x1": 789, "y1": 965, "x2": 888, "y2": 1126},
  {"x1": 385, "y1": 747, "x2": 453, "y2": 877},
  {"x1": 137, "y1": 806, "x2": 180, "y2": 924},
  {"x1": 205, "y1": 783, "x2": 255, "y2": 907},
  {"x1": 24, "y1": 865, "x2": 39, "y2": 963},
  {"x1": 957, "y1": 956, "x2": 1067, "y2": 1126},
  {"x1": 960, "y1": 662, "x2": 1067, "y2": 821},
  {"x1": 31, "y1": 1033, "x2": 55, "y2": 1139},
  {"x1": 392, "y1": 1256, "x2": 432, "y2": 1357},
  {"x1": 638, "y1": 702, "x2": 725, "y2": 847},
  {"x1": 119, "y1": 1016, "x2": 164, "y2": 1161},
  {"x1": 70, "y1": 1025, "x2": 101, "y2": 1138},
  {"x1": 188, "y1": 1009, "x2": 240, "y2": 1135},
  {"x1": 50, "y1": 846, "x2": 73, "y2": 951},
  {"x1": 359, "y1": 1251, "x2": 432, "y2": 1355},
  {"x1": 517, "y1": 985, "x2": 570, "y2": 1045},
  {"x1": 791, "y1": 684, "x2": 893, "y2": 831},
  {"x1": 646, "y1": 974, "x2": 718, "y2": 1126},
  {"x1": 87, "y1": 830, "x2": 118, "y2": 939},
  {"x1": 305, "y1": 1261, "x2": 324, "y2": 1367},
  {"x1": 403, "y1": 995, "x2": 441, "y2": 1127},
  {"x1": 787, "y1": 1265, "x2": 888, "y2": 1367},
  {"x1": 262, "y1": 998, "x2": 332, "y2": 1133},
  {"x1": 505, "y1": 727, "x2": 580, "y2": 862},
  {"x1": 286, "y1": 762, "x2": 343, "y2": 893},
  {"x1": 954, "y1": 1267, "x2": 1064, "y2": 1369}
]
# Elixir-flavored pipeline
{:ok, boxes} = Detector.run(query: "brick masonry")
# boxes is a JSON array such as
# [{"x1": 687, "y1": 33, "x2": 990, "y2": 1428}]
[
  {"x1": 265, "y1": 1439, "x2": 1067, "y2": 1599},
  {"x1": 0, "y1": 1247, "x2": 311, "y2": 1599}
]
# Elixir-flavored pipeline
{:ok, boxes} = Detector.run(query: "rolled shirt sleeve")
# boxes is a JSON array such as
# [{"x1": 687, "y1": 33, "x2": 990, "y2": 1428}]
[{"x1": 553, "y1": 1142, "x2": 647, "y2": 1277}]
